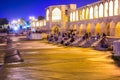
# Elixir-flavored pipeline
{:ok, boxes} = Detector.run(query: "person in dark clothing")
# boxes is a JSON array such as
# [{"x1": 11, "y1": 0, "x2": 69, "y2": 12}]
[
  {"x1": 102, "y1": 33, "x2": 106, "y2": 38},
  {"x1": 100, "y1": 37, "x2": 108, "y2": 48}
]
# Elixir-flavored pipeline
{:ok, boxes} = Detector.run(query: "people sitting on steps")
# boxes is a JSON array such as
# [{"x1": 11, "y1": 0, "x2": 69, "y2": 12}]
[{"x1": 100, "y1": 33, "x2": 109, "y2": 48}]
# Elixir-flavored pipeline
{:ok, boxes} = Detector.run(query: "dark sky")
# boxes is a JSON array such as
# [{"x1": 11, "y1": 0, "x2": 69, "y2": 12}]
[{"x1": 0, "y1": 0, "x2": 99, "y2": 21}]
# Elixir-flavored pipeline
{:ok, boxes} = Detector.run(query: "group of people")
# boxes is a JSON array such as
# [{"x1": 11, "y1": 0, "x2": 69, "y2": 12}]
[
  {"x1": 48, "y1": 30, "x2": 78, "y2": 46},
  {"x1": 48, "y1": 30, "x2": 109, "y2": 49}
]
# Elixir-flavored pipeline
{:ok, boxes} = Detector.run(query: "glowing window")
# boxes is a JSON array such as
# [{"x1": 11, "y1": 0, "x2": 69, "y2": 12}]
[
  {"x1": 99, "y1": 4, "x2": 103, "y2": 18},
  {"x1": 90, "y1": 7, "x2": 93, "y2": 19},
  {"x1": 79, "y1": 10, "x2": 82, "y2": 20},
  {"x1": 41, "y1": 21, "x2": 44, "y2": 26},
  {"x1": 52, "y1": 8, "x2": 61, "y2": 21},
  {"x1": 46, "y1": 9, "x2": 49, "y2": 21},
  {"x1": 109, "y1": 1, "x2": 113, "y2": 16},
  {"x1": 94, "y1": 5, "x2": 98, "y2": 18},
  {"x1": 76, "y1": 10, "x2": 78, "y2": 21},
  {"x1": 44, "y1": 20, "x2": 46, "y2": 26},
  {"x1": 70, "y1": 13, "x2": 73, "y2": 22},
  {"x1": 114, "y1": 0, "x2": 118, "y2": 15},
  {"x1": 73, "y1": 12, "x2": 76, "y2": 21},
  {"x1": 86, "y1": 8, "x2": 89, "y2": 19},
  {"x1": 36, "y1": 22, "x2": 39, "y2": 27},
  {"x1": 82, "y1": 9, "x2": 85, "y2": 20},
  {"x1": 104, "y1": 2, "x2": 108, "y2": 17},
  {"x1": 32, "y1": 22, "x2": 36, "y2": 27},
  {"x1": 40, "y1": 21, "x2": 42, "y2": 26}
]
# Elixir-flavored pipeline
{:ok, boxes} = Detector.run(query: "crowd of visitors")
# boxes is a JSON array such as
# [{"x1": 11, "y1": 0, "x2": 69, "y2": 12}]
[{"x1": 48, "y1": 30, "x2": 110, "y2": 49}]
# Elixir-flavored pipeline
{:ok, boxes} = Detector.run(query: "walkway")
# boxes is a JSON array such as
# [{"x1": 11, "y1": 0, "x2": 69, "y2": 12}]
[{"x1": 0, "y1": 40, "x2": 120, "y2": 80}]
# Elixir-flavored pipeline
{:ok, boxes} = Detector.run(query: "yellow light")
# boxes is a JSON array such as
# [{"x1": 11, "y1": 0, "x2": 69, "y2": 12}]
[
  {"x1": 109, "y1": 1, "x2": 113, "y2": 16},
  {"x1": 114, "y1": 0, "x2": 118, "y2": 15},
  {"x1": 90, "y1": 7, "x2": 93, "y2": 19},
  {"x1": 46, "y1": 9, "x2": 49, "y2": 21},
  {"x1": 36, "y1": 22, "x2": 39, "y2": 27},
  {"x1": 70, "y1": 13, "x2": 73, "y2": 22},
  {"x1": 76, "y1": 10, "x2": 78, "y2": 21},
  {"x1": 82, "y1": 9, "x2": 85, "y2": 20},
  {"x1": 52, "y1": 8, "x2": 61, "y2": 21},
  {"x1": 94, "y1": 5, "x2": 98, "y2": 18},
  {"x1": 99, "y1": 4, "x2": 103, "y2": 18},
  {"x1": 104, "y1": 2, "x2": 108, "y2": 17}
]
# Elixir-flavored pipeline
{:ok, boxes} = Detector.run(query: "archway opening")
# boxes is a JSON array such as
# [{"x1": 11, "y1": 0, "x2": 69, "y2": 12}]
[
  {"x1": 51, "y1": 26, "x2": 60, "y2": 34},
  {"x1": 106, "y1": 23, "x2": 110, "y2": 36},
  {"x1": 87, "y1": 23, "x2": 91, "y2": 33},
  {"x1": 79, "y1": 24, "x2": 84, "y2": 36},
  {"x1": 95, "y1": 23, "x2": 101, "y2": 35},
  {"x1": 110, "y1": 21, "x2": 115, "y2": 36},
  {"x1": 73, "y1": 24, "x2": 77, "y2": 31},
  {"x1": 52, "y1": 8, "x2": 61, "y2": 21},
  {"x1": 115, "y1": 22, "x2": 120, "y2": 37}
]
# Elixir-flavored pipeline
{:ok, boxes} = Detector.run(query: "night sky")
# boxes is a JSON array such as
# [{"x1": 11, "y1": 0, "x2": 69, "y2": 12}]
[{"x1": 0, "y1": 0, "x2": 99, "y2": 21}]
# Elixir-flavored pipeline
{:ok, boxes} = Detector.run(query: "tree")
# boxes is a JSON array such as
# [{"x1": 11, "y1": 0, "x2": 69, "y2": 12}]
[
  {"x1": 38, "y1": 16, "x2": 44, "y2": 20},
  {"x1": 0, "y1": 18, "x2": 9, "y2": 25}
]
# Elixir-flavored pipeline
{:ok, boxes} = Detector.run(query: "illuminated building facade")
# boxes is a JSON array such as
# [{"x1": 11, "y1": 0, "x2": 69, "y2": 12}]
[
  {"x1": 45, "y1": 4, "x2": 76, "y2": 33},
  {"x1": 32, "y1": 0, "x2": 120, "y2": 37},
  {"x1": 68, "y1": 0, "x2": 120, "y2": 37},
  {"x1": 31, "y1": 19, "x2": 46, "y2": 31}
]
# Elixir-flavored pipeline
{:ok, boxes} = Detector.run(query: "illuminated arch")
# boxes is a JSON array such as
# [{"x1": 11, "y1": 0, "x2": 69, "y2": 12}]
[
  {"x1": 52, "y1": 8, "x2": 61, "y2": 21},
  {"x1": 106, "y1": 23, "x2": 110, "y2": 36},
  {"x1": 91, "y1": 23, "x2": 95, "y2": 35},
  {"x1": 73, "y1": 12, "x2": 76, "y2": 21},
  {"x1": 99, "y1": 4, "x2": 103, "y2": 18},
  {"x1": 86, "y1": 23, "x2": 91, "y2": 33},
  {"x1": 32, "y1": 22, "x2": 36, "y2": 27},
  {"x1": 114, "y1": 0, "x2": 118, "y2": 15},
  {"x1": 101, "y1": 22, "x2": 106, "y2": 34},
  {"x1": 95, "y1": 23, "x2": 101, "y2": 34},
  {"x1": 110, "y1": 21, "x2": 115, "y2": 36},
  {"x1": 109, "y1": 1, "x2": 113, "y2": 16},
  {"x1": 79, "y1": 10, "x2": 82, "y2": 20},
  {"x1": 86, "y1": 8, "x2": 89, "y2": 19},
  {"x1": 40, "y1": 21, "x2": 42, "y2": 26},
  {"x1": 44, "y1": 20, "x2": 46, "y2": 26},
  {"x1": 79, "y1": 24, "x2": 84, "y2": 36},
  {"x1": 94, "y1": 5, "x2": 98, "y2": 18},
  {"x1": 76, "y1": 10, "x2": 78, "y2": 21},
  {"x1": 51, "y1": 26, "x2": 61, "y2": 33},
  {"x1": 46, "y1": 9, "x2": 49, "y2": 21},
  {"x1": 73, "y1": 24, "x2": 77, "y2": 31},
  {"x1": 104, "y1": 2, "x2": 108, "y2": 17},
  {"x1": 70, "y1": 13, "x2": 73, "y2": 22},
  {"x1": 36, "y1": 22, "x2": 39, "y2": 27},
  {"x1": 69, "y1": 25, "x2": 73, "y2": 30},
  {"x1": 115, "y1": 22, "x2": 120, "y2": 37},
  {"x1": 82, "y1": 9, "x2": 85, "y2": 20},
  {"x1": 90, "y1": 7, "x2": 93, "y2": 19}
]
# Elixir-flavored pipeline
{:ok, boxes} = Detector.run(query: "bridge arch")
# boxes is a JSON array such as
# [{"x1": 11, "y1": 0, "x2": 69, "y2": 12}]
[
  {"x1": 51, "y1": 25, "x2": 61, "y2": 33},
  {"x1": 115, "y1": 22, "x2": 120, "y2": 37},
  {"x1": 86, "y1": 23, "x2": 91, "y2": 33},
  {"x1": 110, "y1": 21, "x2": 115, "y2": 36},
  {"x1": 95, "y1": 23, "x2": 101, "y2": 35}
]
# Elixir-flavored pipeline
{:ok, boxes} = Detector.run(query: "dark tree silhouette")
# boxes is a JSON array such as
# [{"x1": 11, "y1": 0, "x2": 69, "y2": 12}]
[
  {"x1": 38, "y1": 16, "x2": 44, "y2": 20},
  {"x1": 0, "y1": 18, "x2": 9, "y2": 25}
]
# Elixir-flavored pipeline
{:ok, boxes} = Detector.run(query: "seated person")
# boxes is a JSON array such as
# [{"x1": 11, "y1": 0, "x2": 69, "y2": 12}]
[{"x1": 100, "y1": 37, "x2": 108, "y2": 48}]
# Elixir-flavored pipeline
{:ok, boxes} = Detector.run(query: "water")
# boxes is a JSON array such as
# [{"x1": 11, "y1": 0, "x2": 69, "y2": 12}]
[{"x1": 0, "y1": 41, "x2": 120, "y2": 80}]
